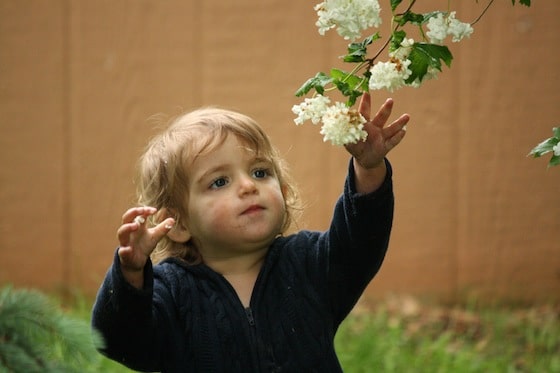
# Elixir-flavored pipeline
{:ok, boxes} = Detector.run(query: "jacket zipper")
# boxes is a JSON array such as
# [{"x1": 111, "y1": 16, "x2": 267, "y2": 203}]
[
  {"x1": 245, "y1": 306, "x2": 263, "y2": 371},
  {"x1": 247, "y1": 307, "x2": 280, "y2": 372},
  {"x1": 245, "y1": 307, "x2": 256, "y2": 327}
]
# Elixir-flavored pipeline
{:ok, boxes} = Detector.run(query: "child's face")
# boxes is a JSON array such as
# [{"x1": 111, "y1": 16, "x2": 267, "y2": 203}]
[{"x1": 184, "y1": 134, "x2": 286, "y2": 258}]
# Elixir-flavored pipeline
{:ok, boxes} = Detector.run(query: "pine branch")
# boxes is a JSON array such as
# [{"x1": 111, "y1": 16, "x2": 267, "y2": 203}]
[{"x1": 0, "y1": 285, "x2": 104, "y2": 373}]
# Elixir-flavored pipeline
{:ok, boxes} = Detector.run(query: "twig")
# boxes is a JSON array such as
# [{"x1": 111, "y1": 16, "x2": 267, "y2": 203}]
[{"x1": 471, "y1": 0, "x2": 496, "y2": 26}]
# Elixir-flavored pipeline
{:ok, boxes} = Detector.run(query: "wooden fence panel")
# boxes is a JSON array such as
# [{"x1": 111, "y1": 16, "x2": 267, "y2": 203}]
[
  {"x1": 0, "y1": 1, "x2": 67, "y2": 289},
  {"x1": 66, "y1": 0, "x2": 200, "y2": 291},
  {"x1": 0, "y1": 0, "x2": 558, "y2": 303}
]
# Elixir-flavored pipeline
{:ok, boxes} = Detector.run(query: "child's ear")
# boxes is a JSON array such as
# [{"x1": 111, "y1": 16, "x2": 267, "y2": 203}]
[
  {"x1": 167, "y1": 224, "x2": 191, "y2": 243},
  {"x1": 281, "y1": 183, "x2": 290, "y2": 200},
  {"x1": 157, "y1": 208, "x2": 191, "y2": 243}
]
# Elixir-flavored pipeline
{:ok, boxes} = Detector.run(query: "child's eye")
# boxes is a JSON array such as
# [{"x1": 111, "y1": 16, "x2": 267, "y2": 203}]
[
  {"x1": 252, "y1": 168, "x2": 271, "y2": 179},
  {"x1": 210, "y1": 177, "x2": 229, "y2": 189}
]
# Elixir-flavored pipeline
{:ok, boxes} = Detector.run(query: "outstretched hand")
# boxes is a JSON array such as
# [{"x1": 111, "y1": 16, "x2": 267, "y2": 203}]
[
  {"x1": 117, "y1": 206, "x2": 174, "y2": 288},
  {"x1": 345, "y1": 93, "x2": 410, "y2": 193},
  {"x1": 345, "y1": 92, "x2": 410, "y2": 170}
]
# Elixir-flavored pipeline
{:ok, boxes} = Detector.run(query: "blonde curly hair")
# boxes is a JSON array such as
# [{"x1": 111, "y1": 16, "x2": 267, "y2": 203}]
[{"x1": 136, "y1": 107, "x2": 300, "y2": 264}]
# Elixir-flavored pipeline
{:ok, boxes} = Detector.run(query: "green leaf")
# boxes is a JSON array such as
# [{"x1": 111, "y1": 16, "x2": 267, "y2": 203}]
[
  {"x1": 345, "y1": 91, "x2": 362, "y2": 107},
  {"x1": 343, "y1": 33, "x2": 380, "y2": 63},
  {"x1": 390, "y1": 0, "x2": 403, "y2": 12},
  {"x1": 529, "y1": 128, "x2": 560, "y2": 162},
  {"x1": 549, "y1": 154, "x2": 560, "y2": 167},
  {"x1": 330, "y1": 68, "x2": 347, "y2": 81},
  {"x1": 330, "y1": 68, "x2": 367, "y2": 106},
  {"x1": 332, "y1": 80, "x2": 360, "y2": 105},
  {"x1": 513, "y1": 0, "x2": 531, "y2": 6},
  {"x1": 331, "y1": 69, "x2": 369, "y2": 91},
  {"x1": 294, "y1": 72, "x2": 331, "y2": 97},
  {"x1": 343, "y1": 50, "x2": 367, "y2": 63},
  {"x1": 528, "y1": 137, "x2": 559, "y2": 158},
  {"x1": 406, "y1": 43, "x2": 453, "y2": 83},
  {"x1": 394, "y1": 11, "x2": 425, "y2": 26},
  {"x1": 390, "y1": 30, "x2": 407, "y2": 52}
]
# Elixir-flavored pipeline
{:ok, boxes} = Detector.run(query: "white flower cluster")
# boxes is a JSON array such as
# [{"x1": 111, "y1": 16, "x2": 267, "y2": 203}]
[
  {"x1": 292, "y1": 95, "x2": 331, "y2": 125},
  {"x1": 368, "y1": 58, "x2": 412, "y2": 92},
  {"x1": 315, "y1": 0, "x2": 382, "y2": 41},
  {"x1": 368, "y1": 38, "x2": 417, "y2": 92},
  {"x1": 389, "y1": 37, "x2": 414, "y2": 61},
  {"x1": 553, "y1": 142, "x2": 560, "y2": 156},
  {"x1": 292, "y1": 96, "x2": 368, "y2": 146},
  {"x1": 320, "y1": 102, "x2": 368, "y2": 145},
  {"x1": 426, "y1": 11, "x2": 474, "y2": 45}
]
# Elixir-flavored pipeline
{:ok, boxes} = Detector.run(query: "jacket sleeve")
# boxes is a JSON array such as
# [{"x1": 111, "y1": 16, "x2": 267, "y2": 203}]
[
  {"x1": 91, "y1": 250, "x2": 169, "y2": 372},
  {"x1": 326, "y1": 158, "x2": 394, "y2": 325}
]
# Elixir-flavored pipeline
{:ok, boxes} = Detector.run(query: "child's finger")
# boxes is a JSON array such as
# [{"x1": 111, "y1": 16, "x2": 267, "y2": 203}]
[
  {"x1": 384, "y1": 115, "x2": 409, "y2": 149},
  {"x1": 386, "y1": 128, "x2": 407, "y2": 150},
  {"x1": 384, "y1": 114, "x2": 410, "y2": 137},
  {"x1": 372, "y1": 98, "x2": 394, "y2": 128},
  {"x1": 358, "y1": 92, "x2": 372, "y2": 121},
  {"x1": 150, "y1": 218, "x2": 176, "y2": 242},
  {"x1": 116, "y1": 223, "x2": 139, "y2": 246},
  {"x1": 121, "y1": 206, "x2": 157, "y2": 224}
]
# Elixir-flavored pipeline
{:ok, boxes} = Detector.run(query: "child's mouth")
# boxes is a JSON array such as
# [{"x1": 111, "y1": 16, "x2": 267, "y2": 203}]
[{"x1": 242, "y1": 205, "x2": 264, "y2": 214}]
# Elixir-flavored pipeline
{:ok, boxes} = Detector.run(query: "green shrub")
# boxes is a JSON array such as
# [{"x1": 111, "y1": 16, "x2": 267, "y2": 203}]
[{"x1": 0, "y1": 285, "x2": 103, "y2": 373}]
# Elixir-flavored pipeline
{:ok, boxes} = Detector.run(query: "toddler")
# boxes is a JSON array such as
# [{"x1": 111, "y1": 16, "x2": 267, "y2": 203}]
[{"x1": 92, "y1": 93, "x2": 409, "y2": 372}]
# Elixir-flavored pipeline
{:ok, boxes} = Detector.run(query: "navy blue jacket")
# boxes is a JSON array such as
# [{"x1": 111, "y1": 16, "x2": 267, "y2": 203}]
[{"x1": 92, "y1": 159, "x2": 394, "y2": 372}]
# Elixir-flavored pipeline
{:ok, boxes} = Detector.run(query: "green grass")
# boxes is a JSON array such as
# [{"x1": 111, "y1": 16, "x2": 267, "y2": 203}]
[
  {"x1": 335, "y1": 297, "x2": 560, "y2": 373},
  {"x1": 63, "y1": 294, "x2": 559, "y2": 373}
]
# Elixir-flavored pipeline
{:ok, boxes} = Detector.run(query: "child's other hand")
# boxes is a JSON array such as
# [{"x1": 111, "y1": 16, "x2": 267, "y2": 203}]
[
  {"x1": 117, "y1": 206, "x2": 174, "y2": 276},
  {"x1": 345, "y1": 92, "x2": 410, "y2": 170}
]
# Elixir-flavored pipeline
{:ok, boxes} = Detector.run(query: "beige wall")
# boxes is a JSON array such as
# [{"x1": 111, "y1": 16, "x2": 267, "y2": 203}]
[{"x1": 1, "y1": 1, "x2": 559, "y2": 303}]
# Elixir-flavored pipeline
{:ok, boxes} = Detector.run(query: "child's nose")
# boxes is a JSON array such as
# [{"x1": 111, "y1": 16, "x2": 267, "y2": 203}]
[{"x1": 238, "y1": 175, "x2": 257, "y2": 196}]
